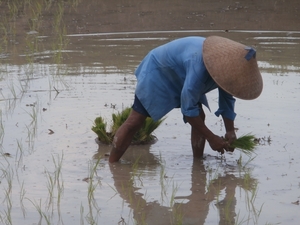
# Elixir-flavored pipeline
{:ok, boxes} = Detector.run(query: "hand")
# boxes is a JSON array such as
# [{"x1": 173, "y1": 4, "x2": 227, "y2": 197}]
[
  {"x1": 224, "y1": 131, "x2": 237, "y2": 152},
  {"x1": 207, "y1": 135, "x2": 227, "y2": 155}
]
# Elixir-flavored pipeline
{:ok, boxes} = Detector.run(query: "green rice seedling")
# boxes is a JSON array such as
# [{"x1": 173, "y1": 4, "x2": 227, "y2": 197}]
[
  {"x1": 167, "y1": 181, "x2": 184, "y2": 225},
  {"x1": 106, "y1": 182, "x2": 118, "y2": 196},
  {"x1": 234, "y1": 168, "x2": 265, "y2": 225},
  {"x1": 92, "y1": 107, "x2": 165, "y2": 145},
  {"x1": 25, "y1": 124, "x2": 35, "y2": 154},
  {"x1": 24, "y1": 36, "x2": 37, "y2": 72},
  {"x1": 45, "y1": 169, "x2": 55, "y2": 210},
  {"x1": 80, "y1": 204, "x2": 84, "y2": 225},
  {"x1": 3, "y1": 191, "x2": 12, "y2": 224},
  {"x1": 2, "y1": 92, "x2": 17, "y2": 115},
  {"x1": 3, "y1": 166, "x2": 13, "y2": 197},
  {"x1": 15, "y1": 139, "x2": 24, "y2": 168},
  {"x1": 243, "y1": 171, "x2": 254, "y2": 191},
  {"x1": 0, "y1": 22, "x2": 9, "y2": 49},
  {"x1": 57, "y1": 202, "x2": 63, "y2": 225},
  {"x1": 172, "y1": 203, "x2": 184, "y2": 225},
  {"x1": 111, "y1": 108, "x2": 164, "y2": 143},
  {"x1": 52, "y1": 1, "x2": 69, "y2": 66},
  {"x1": 7, "y1": 0, "x2": 19, "y2": 19},
  {"x1": 131, "y1": 156, "x2": 144, "y2": 186},
  {"x1": 230, "y1": 134, "x2": 257, "y2": 156},
  {"x1": 71, "y1": 0, "x2": 81, "y2": 8},
  {"x1": 134, "y1": 115, "x2": 165, "y2": 144},
  {"x1": 26, "y1": 198, "x2": 43, "y2": 222},
  {"x1": 169, "y1": 182, "x2": 179, "y2": 208},
  {"x1": 91, "y1": 117, "x2": 111, "y2": 144},
  {"x1": 27, "y1": 3, "x2": 43, "y2": 32},
  {"x1": 17, "y1": 78, "x2": 28, "y2": 96},
  {"x1": 52, "y1": 153, "x2": 64, "y2": 206},
  {"x1": 219, "y1": 196, "x2": 235, "y2": 225},
  {"x1": 234, "y1": 212, "x2": 248, "y2": 225},
  {"x1": 42, "y1": 212, "x2": 51, "y2": 225},
  {"x1": 110, "y1": 107, "x2": 131, "y2": 134},
  {"x1": 86, "y1": 158, "x2": 101, "y2": 223},
  {"x1": 85, "y1": 206, "x2": 99, "y2": 225},
  {"x1": 24, "y1": 99, "x2": 41, "y2": 143},
  {"x1": 0, "y1": 110, "x2": 4, "y2": 146},
  {"x1": 24, "y1": 104, "x2": 38, "y2": 128},
  {"x1": 237, "y1": 154, "x2": 257, "y2": 171},
  {"x1": 1, "y1": 167, "x2": 14, "y2": 225},
  {"x1": 205, "y1": 164, "x2": 221, "y2": 193},
  {"x1": 7, "y1": 80, "x2": 18, "y2": 100},
  {"x1": 159, "y1": 156, "x2": 169, "y2": 204},
  {"x1": 244, "y1": 185, "x2": 264, "y2": 225},
  {"x1": 19, "y1": 181, "x2": 27, "y2": 218},
  {"x1": 213, "y1": 179, "x2": 223, "y2": 204},
  {"x1": 43, "y1": 152, "x2": 65, "y2": 214},
  {"x1": 0, "y1": 213, "x2": 3, "y2": 224},
  {"x1": 87, "y1": 160, "x2": 100, "y2": 204}
]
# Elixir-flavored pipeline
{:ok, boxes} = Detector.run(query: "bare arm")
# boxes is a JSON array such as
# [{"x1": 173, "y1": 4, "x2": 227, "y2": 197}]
[
  {"x1": 185, "y1": 115, "x2": 228, "y2": 154},
  {"x1": 222, "y1": 116, "x2": 237, "y2": 152}
]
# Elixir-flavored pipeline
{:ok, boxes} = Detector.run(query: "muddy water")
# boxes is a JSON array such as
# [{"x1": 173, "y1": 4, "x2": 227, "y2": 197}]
[{"x1": 1, "y1": 1, "x2": 300, "y2": 225}]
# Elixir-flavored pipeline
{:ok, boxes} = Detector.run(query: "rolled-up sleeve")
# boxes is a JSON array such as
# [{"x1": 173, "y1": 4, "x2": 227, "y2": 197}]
[{"x1": 215, "y1": 88, "x2": 236, "y2": 120}]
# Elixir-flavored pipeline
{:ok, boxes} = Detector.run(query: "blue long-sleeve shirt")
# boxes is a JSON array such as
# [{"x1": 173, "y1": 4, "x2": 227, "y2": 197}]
[{"x1": 135, "y1": 36, "x2": 236, "y2": 122}]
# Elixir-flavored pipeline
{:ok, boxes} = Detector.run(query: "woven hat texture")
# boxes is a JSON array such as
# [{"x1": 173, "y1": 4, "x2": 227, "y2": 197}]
[{"x1": 203, "y1": 36, "x2": 263, "y2": 100}]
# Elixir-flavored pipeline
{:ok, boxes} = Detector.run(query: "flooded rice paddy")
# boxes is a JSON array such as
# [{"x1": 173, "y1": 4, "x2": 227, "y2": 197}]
[{"x1": 1, "y1": 1, "x2": 300, "y2": 225}]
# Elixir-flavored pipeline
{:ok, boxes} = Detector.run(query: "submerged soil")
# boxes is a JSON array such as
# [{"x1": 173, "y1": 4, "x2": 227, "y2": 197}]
[
  {"x1": 0, "y1": 1, "x2": 300, "y2": 225},
  {"x1": 1, "y1": 0, "x2": 300, "y2": 64},
  {"x1": 2, "y1": 0, "x2": 299, "y2": 34}
]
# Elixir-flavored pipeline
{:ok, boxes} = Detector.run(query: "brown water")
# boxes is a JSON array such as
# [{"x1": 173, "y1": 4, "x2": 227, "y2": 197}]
[{"x1": 0, "y1": 1, "x2": 300, "y2": 225}]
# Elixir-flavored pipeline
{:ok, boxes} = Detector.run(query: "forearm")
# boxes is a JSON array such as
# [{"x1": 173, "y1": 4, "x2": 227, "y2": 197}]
[
  {"x1": 222, "y1": 116, "x2": 235, "y2": 132},
  {"x1": 185, "y1": 114, "x2": 228, "y2": 153},
  {"x1": 109, "y1": 148, "x2": 124, "y2": 163},
  {"x1": 222, "y1": 116, "x2": 236, "y2": 147},
  {"x1": 185, "y1": 115, "x2": 215, "y2": 141}
]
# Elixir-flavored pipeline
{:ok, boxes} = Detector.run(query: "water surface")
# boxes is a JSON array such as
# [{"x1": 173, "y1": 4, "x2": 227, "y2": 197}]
[{"x1": 0, "y1": 1, "x2": 300, "y2": 224}]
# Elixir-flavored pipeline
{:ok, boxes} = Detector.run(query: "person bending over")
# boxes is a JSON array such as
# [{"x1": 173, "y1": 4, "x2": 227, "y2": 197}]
[{"x1": 108, "y1": 36, "x2": 263, "y2": 163}]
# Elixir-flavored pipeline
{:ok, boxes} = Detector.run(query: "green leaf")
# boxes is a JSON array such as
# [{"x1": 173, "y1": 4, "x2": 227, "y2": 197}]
[{"x1": 230, "y1": 134, "x2": 257, "y2": 156}]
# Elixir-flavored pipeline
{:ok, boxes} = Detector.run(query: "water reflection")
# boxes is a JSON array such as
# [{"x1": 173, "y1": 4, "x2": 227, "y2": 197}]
[{"x1": 94, "y1": 144, "x2": 258, "y2": 225}]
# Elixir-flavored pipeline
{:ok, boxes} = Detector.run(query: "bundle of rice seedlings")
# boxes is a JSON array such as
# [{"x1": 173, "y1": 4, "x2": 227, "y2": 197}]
[
  {"x1": 91, "y1": 117, "x2": 112, "y2": 144},
  {"x1": 230, "y1": 134, "x2": 257, "y2": 156},
  {"x1": 92, "y1": 107, "x2": 165, "y2": 145},
  {"x1": 134, "y1": 116, "x2": 165, "y2": 144}
]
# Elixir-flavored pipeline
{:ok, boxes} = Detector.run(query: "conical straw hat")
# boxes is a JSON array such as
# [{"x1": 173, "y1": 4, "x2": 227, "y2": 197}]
[{"x1": 203, "y1": 36, "x2": 263, "y2": 100}]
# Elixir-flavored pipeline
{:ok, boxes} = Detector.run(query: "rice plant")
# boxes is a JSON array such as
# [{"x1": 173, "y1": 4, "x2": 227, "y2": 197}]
[
  {"x1": 230, "y1": 134, "x2": 257, "y2": 156},
  {"x1": 15, "y1": 139, "x2": 24, "y2": 168},
  {"x1": 19, "y1": 181, "x2": 26, "y2": 218},
  {"x1": 51, "y1": 152, "x2": 64, "y2": 207},
  {"x1": 0, "y1": 110, "x2": 4, "y2": 147},
  {"x1": 92, "y1": 107, "x2": 165, "y2": 145},
  {"x1": 84, "y1": 158, "x2": 101, "y2": 225},
  {"x1": 131, "y1": 155, "x2": 144, "y2": 186},
  {"x1": 92, "y1": 117, "x2": 111, "y2": 144},
  {"x1": 1, "y1": 166, "x2": 14, "y2": 225}
]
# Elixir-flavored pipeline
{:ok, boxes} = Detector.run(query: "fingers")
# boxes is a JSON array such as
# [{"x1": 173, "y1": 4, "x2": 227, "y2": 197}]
[
  {"x1": 224, "y1": 132, "x2": 236, "y2": 152},
  {"x1": 216, "y1": 140, "x2": 227, "y2": 154},
  {"x1": 209, "y1": 135, "x2": 233, "y2": 154},
  {"x1": 218, "y1": 148, "x2": 225, "y2": 154},
  {"x1": 223, "y1": 140, "x2": 234, "y2": 152},
  {"x1": 220, "y1": 140, "x2": 235, "y2": 153}
]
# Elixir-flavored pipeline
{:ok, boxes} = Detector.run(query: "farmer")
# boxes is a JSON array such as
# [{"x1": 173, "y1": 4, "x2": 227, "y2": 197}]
[{"x1": 109, "y1": 36, "x2": 263, "y2": 163}]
